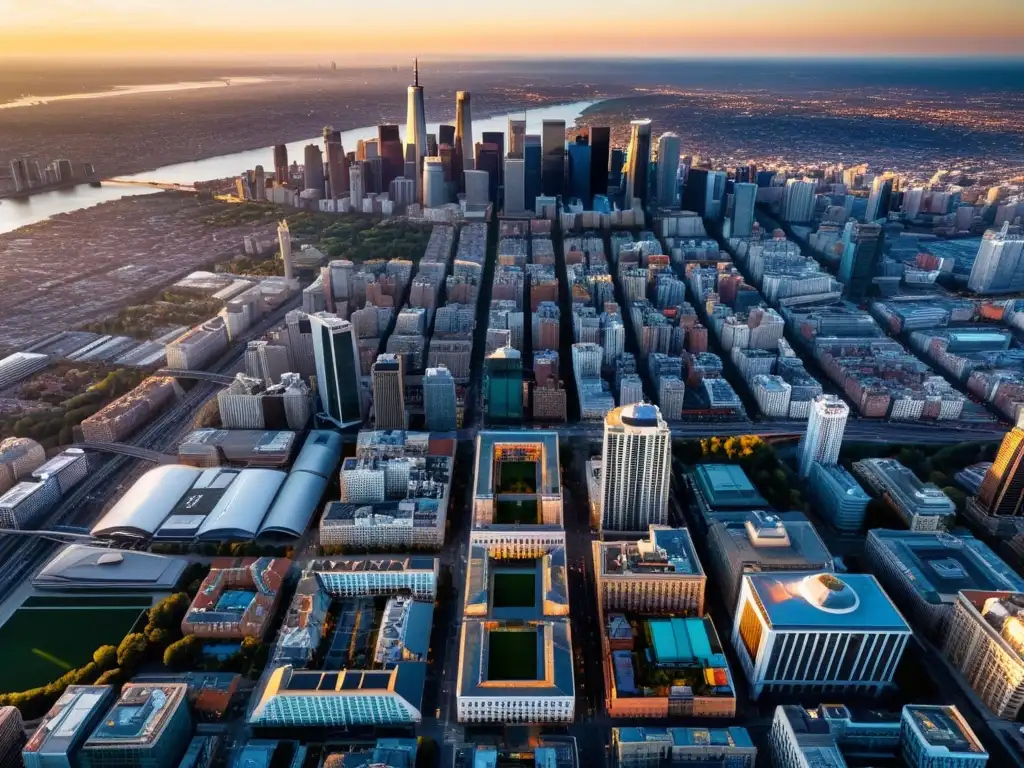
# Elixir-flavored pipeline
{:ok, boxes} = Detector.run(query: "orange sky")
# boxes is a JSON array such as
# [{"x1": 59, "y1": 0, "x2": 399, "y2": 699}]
[{"x1": 1, "y1": 0, "x2": 1022, "y2": 60}]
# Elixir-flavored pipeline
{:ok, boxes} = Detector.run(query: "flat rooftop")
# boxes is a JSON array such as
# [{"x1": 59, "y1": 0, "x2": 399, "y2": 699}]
[
  {"x1": 464, "y1": 541, "x2": 568, "y2": 619},
  {"x1": 869, "y1": 530, "x2": 1024, "y2": 605},
  {"x1": 690, "y1": 465, "x2": 768, "y2": 510},
  {"x1": 904, "y1": 705, "x2": 987, "y2": 756},
  {"x1": 599, "y1": 526, "x2": 703, "y2": 578},
  {"x1": 745, "y1": 572, "x2": 911, "y2": 632},
  {"x1": 23, "y1": 686, "x2": 114, "y2": 756},
  {"x1": 308, "y1": 556, "x2": 438, "y2": 573},
  {"x1": 475, "y1": 431, "x2": 560, "y2": 497},
  {"x1": 709, "y1": 511, "x2": 833, "y2": 569},
  {"x1": 83, "y1": 684, "x2": 187, "y2": 747},
  {"x1": 322, "y1": 499, "x2": 441, "y2": 528}
]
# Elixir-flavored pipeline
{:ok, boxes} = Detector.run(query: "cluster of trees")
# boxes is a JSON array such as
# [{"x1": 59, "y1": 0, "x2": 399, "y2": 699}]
[
  {"x1": 163, "y1": 635, "x2": 260, "y2": 674},
  {"x1": 0, "y1": 592, "x2": 192, "y2": 719},
  {"x1": 82, "y1": 292, "x2": 224, "y2": 339},
  {"x1": 216, "y1": 255, "x2": 283, "y2": 277},
  {"x1": 677, "y1": 435, "x2": 804, "y2": 511},
  {"x1": 0, "y1": 366, "x2": 151, "y2": 449}
]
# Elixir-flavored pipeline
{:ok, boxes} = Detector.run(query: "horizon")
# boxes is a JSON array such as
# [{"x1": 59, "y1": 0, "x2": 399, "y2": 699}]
[{"x1": 2, "y1": 0, "x2": 1023, "y2": 61}]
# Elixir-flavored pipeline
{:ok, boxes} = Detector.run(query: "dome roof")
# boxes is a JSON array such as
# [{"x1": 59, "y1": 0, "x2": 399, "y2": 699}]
[{"x1": 799, "y1": 573, "x2": 860, "y2": 614}]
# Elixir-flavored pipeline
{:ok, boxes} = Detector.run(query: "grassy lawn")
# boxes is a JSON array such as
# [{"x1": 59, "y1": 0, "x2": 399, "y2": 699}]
[
  {"x1": 495, "y1": 499, "x2": 539, "y2": 525},
  {"x1": 496, "y1": 461, "x2": 538, "y2": 494},
  {"x1": 0, "y1": 606, "x2": 146, "y2": 693},
  {"x1": 486, "y1": 630, "x2": 538, "y2": 681},
  {"x1": 492, "y1": 572, "x2": 537, "y2": 609}
]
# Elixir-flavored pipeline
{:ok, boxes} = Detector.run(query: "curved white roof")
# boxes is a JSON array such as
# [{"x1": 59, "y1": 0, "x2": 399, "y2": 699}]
[
  {"x1": 258, "y1": 470, "x2": 328, "y2": 539},
  {"x1": 290, "y1": 430, "x2": 343, "y2": 479},
  {"x1": 91, "y1": 465, "x2": 203, "y2": 537},
  {"x1": 195, "y1": 468, "x2": 286, "y2": 541}
]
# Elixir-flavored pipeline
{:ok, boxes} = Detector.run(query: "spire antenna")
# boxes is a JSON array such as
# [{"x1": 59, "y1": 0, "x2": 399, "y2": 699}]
[{"x1": 414, "y1": 58, "x2": 419, "y2": 87}]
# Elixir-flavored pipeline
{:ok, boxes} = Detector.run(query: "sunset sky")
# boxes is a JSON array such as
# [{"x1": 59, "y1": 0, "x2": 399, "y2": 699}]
[{"x1": 2, "y1": 0, "x2": 1023, "y2": 60}]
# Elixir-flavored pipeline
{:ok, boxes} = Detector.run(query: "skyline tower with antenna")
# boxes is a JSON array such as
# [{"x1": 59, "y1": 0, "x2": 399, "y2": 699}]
[{"x1": 405, "y1": 57, "x2": 427, "y2": 204}]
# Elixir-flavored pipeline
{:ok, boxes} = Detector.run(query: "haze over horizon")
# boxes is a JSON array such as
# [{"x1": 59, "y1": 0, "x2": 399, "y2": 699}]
[{"x1": 2, "y1": 0, "x2": 1023, "y2": 61}]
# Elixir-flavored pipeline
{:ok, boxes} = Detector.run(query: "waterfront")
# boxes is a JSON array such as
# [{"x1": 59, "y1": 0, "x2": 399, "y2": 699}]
[{"x1": 0, "y1": 100, "x2": 596, "y2": 234}]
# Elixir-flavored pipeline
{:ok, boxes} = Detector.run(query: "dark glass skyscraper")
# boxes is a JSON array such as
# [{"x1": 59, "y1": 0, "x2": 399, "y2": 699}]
[
  {"x1": 838, "y1": 222, "x2": 884, "y2": 300},
  {"x1": 273, "y1": 144, "x2": 289, "y2": 185},
  {"x1": 589, "y1": 127, "x2": 610, "y2": 200},
  {"x1": 541, "y1": 120, "x2": 566, "y2": 197},
  {"x1": 378, "y1": 124, "x2": 404, "y2": 190},
  {"x1": 438, "y1": 124, "x2": 455, "y2": 149},
  {"x1": 481, "y1": 131, "x2": 504, "y2": 185},
  {"x1": 323, "y1": 127, "x2": 349, "y2": 199},
  {"x1": 624, "y1": 119, "x2": 652, "y2": 207},
  {"x1": 567, "y1": 136, "x2": 591, "y2": 208},
  {"x1": 524, "y1": 135, "x2": 542, "y2": 212},
  {"x1": 475, "y1": 142, "x2": 501, "y2": 205},
  {"x1": 609, "y1": 149, "x2": 625, "y2": 191},
  {"x1": 681, "y1": 168, "x2": 709, "y2": 215}
]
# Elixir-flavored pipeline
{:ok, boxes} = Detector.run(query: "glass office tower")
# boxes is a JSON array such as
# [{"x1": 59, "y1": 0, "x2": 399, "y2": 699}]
[{"x1": 541, "y1": 120, "x2": 566, "y2": 197}]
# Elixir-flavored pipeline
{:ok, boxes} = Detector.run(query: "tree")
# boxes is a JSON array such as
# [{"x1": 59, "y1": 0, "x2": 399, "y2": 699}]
[
  {"x1": 163, "y1": 635, "x2": 202, "y2": 671},
  {"x1": 146, "y1": 592, "x2": 191, "y2": 633},
  {"x1": 116, "y1": 633, "x2": 148, "y2": 669},
  {"x1": 94, "y1": 668, "x2": 123, "y2": 686},
  {"x1": 93, "y1": 645, "x2": 118, "y2": 671}
]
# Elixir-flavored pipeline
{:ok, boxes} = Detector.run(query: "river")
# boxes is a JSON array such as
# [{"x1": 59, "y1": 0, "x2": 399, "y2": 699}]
[{"x1": 0, "y1": 100, "x2": 596, "y2": 235}]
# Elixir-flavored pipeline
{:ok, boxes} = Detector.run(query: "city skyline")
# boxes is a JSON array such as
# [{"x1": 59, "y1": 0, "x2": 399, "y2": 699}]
[{"x1": 3, "y1": 0, "x2": 1024, "y2": 60}]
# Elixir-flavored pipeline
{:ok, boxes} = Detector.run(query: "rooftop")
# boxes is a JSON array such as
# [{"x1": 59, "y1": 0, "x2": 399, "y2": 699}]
[
  {"x1": 83, "y1": 684, "x2": 187, "y2": 747},
  {"x1": 868, "y1": 529, "x2": 1024, "y2": 605},
  {"x1": 23, "y1": 686, "x2": 114, "y2": 756},
  {"x1": 709, "y1": 511, "x2": 833, "y2": 570},
  {"x1": 746, "y1": 572, "x2": 911, "y2": 631},
  {"x1": 614, "y1": 726, "x2": 754, "y2": 749},
  {"x1": 458, "y1": 619, "x2": 574, "y2": 699},
  {"x1": 690, "y1": 465, "x2": 769, "y2": 511},
  {"x1": 464, "y1": 541, "x2": 568, "y2": 619},
  {"x1": 599, "y1": 526, "x2": 703, "y2": 578},
  {"x1": 475, "y1": 431, "x2": 560, "y2": 498},
  {"x1": 34, "y1": 545, "x2": 188, "y2": 590},
  {"x1": 904, "y1": 705, "x2": 987, "y2": 756}
]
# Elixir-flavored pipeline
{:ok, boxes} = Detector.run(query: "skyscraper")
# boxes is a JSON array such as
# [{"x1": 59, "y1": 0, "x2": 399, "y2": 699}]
[
  {"x1": 655, "y1": 132, "x2": 681, "y2": 207},
  {"x1": 309, "y1": 313, "x2": 365, "y2": 428},
  {"x1": 422, "y1": 157, "x2": 446, "y2": 208},
  {"x1": 481, "y1": 131, "x2": 504, "y2": 185},
  {"x1": 273, "y1": 144, "x2": 289, "y2": 185},
  {"x1": 589, "y1": 127, "x2": 611, "y2": 200},
  {"x1": 405, "y1": 59, "x2": 427, "y2": 203},
  {"x1": 508, "y1": 118, "x2": 526, "y2": 156},
  {"x1": 731, "y1": 183, "x2": 757, "y2": 237},
  {"x1": 455, "y1": 91, "x2": 474, "y2": 176},
  {"x1": 599, "y1": 403, "x2": 671, "y2": 531},
  {"x1": 865, "y1": 175, "x2": 894, "y2": 222},
  {"x1": 567, "y1": 136, "x2": 591, "y2": 207},
  {"x1": 975, "y1": 414, "x2": 1024, "y2": 518},
  {"x1": 541, "y1": 120, "x2": 566, "y2": 197},
  {"x1": 475, "y1": 142, "x2": 501, "y2": 205},
  {"x1": 483, "y1": 346, "x2": 523, "y2": 425},
  {"x1": 438, "y1": 124, "x2": 456, "y2": 150},
  {"x1": 681, "y1": 168, "x2": 709, "y2": 215},
  {"x1": 523, "y1": 135, "x2": 542, "y2": 212},
  {"x1": 278, "y1": 220, "x2": 294, "y2": 282},
  {"x1": 349, "y1": 163, "x2": 365, "y2": 209},
  {"x1": 609, "y1": 149, "x2": 625, "y2": 191},
  {"x1": 303, "y1": 144, "x2": 325, "y2": 195},
  {"x1": 967, "y1": 223, "x2": 1024, "y2": 294},
  {"x1": 378, "y1": 124, "x2": 405, "y2": 190},
  {"x1": 323, "y1": 127, "x2": 349, "y2": 199},
  {"x1": 423, "y1": 366, "x2": 458, "y2": 431},
  {"x1": 781, "y1": 179, "x2": 816, "y2": 222},
  {"x1": 426, "y1": 133, "x2": 438, "y2": 157},
  {"x1": 504, "y1": 157, "x2": 526, "y2": 214},
  {"x1": 372, "y1": 353, "x2": 406, "y2": 430},
  {"x1": 797, "y1": 394, "x2": 849, "y2": 478},
  {"x1": 838, "y1": 221, "x2": 884, "y2": 300},
  {"x1": 9, "y1": 159, "x2": 29, "y2": 192},
  {"x1": 624, "y1": 119, "x2": 653, "y2": 208}
]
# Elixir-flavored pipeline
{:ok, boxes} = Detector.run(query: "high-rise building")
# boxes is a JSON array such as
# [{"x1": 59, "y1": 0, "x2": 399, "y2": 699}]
[
  {"x1": 455, "y1": 91, "x2": 474, "y2": 177},
  {"x1": 481, "y1": 131, "x2": 504, "y2": 186},
  {"x1": 567, "y1": 136, "x2": 591, "y2": 207},
  {"x1": 244, "y1": 340, "x2": 291, "y2": 386},
  {"x1": 474, "y1": 142, "x2": 501, "y2": 204},
  {"x1": 733, "y1": 572, "x2": 912, "y2": 699},
  {"x1": 625, "y1": 119, "x2": 652, "y2": 208},
  {"x1": 483, "y1": 346, "x2": 523, "y2": 424},
  {"x1": 508, "y1": 118, "x2": 526, "y2": 156},
  {"x1": 422, "y1": 156, "x2": 446, "y2": 208},
  {"x1": 303, "y1": 144, "x2": 324, "y2": 195},
  {"x1": 323, "y1": 127, "x2": 349, "y2": 199},
  {"x1": 371, "y1": 353, "x2": 406, "y2": 431},
  {"x1": 944, "y1": 590, "x2": 1024, "y2": 718},
  {"x1": 273, "y1": 144, "x2": 289, "y2": 185},
  {"x1": 309, "y1": 313, "x2": 365, "y2": 428},
  {"x1": 967, "y1": 223, "x2": 1024, "y2": 294},
  {"x1": 438, "y1": 124, "x2": 455, "y2": 150},
  {"x1": 9, "y1": 159, "x2": 29, "y2": 192},
  {"x1": 524, "y1": 135, "x2": 542, "y2": 211},
  {"x1": 865, "y1": 175, "x2": 894, "y2": 222},
  {"x1": 405, "y1": 59, "x2": 427, "y2": 203},
  {"x1": 731, "y1": 182, "x2": 757, "y2": 238},
  {"x1": 349, "y1": 163, "x2": 365, "y2": 208},
  {"x1": 504, "y1": 157, "x2": 525, "y2": 214},
  {"x1": 464, "y1": 170, "x2": 490, "y2": 208},
  {"x1": 600, "y1": 403, "x2": 671, "y2": 531},
  {"x1": 541, "y1": 120, "x2": 566, "y2": 197},
  {"x1": 423, "y1": 367, "x2": 458, "y2": 431},
  {"x1": 797, "y1": 394, "x2": 849, "y2": 478},
  {"x1": 975, "y1": 415, "x2": 1024, "y2": 519},
  {"x1": 589, "y1": 126, "x2": 611, "y2": 200},
  {"x1": 609, "y1": 149, "x2": 625, "y2": 191},
  {"x1": 838, "y1": 221, "x2": 884, "y2": 300},
  {"x1": 681, "y1": 168, "x2": 709, "y2": 215},
  {"x1": 655, "y1": 132, "x2": 681, "y2": 207},
  {"x1": 378, "y1": 124, "x2": 405, "y2": 190},
  {"x1": 278, "y1": 219, "x2": 294, "y2": 282},
  {"x1": 781, "y1": 179, "x2": 816, "y2": 222}
]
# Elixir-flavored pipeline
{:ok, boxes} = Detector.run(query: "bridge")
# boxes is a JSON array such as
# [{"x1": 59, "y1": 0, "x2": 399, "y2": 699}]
[
  {"x1": 66, "y1": 443, "x2": 177, "y2": 464},
  {"x1": 157, "y1": 368, "x2": 237, "y2": 385},
  {"x1": 0, "y1": 528, "x2": 98, "y2": 543},
  {"x1": 103, "y1": 178, "x2": 197, "y2": 193}
]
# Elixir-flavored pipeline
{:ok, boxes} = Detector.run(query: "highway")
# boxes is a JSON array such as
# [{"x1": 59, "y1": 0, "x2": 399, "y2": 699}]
[{"x1": 0, "y1": 295, "x2": 303, "y2": 605}]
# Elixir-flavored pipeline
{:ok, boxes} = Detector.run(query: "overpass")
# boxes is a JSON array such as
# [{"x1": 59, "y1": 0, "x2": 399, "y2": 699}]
[
  {"x1": 103, "y1": 178, "x2": 196, "y2": 192},
  {"x1": 157, "y1": 368, "x2": 237, "y2": 386},
  {"x1": 0, "y1": 528, "x2": 98, "y2": 543},
  {"x1": 66, "y1": 443, "x2": 177, "y2": 464}
]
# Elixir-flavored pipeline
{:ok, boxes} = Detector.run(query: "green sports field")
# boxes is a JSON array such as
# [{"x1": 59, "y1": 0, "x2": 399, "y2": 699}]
[{"x1": 0, "y1": 598, "x2": 150, "y2": 693}]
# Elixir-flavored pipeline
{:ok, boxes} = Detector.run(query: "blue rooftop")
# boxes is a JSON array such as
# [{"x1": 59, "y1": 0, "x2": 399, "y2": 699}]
[{"x1": 691, "y1": 465, "x2": 768, "y2": 510}]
